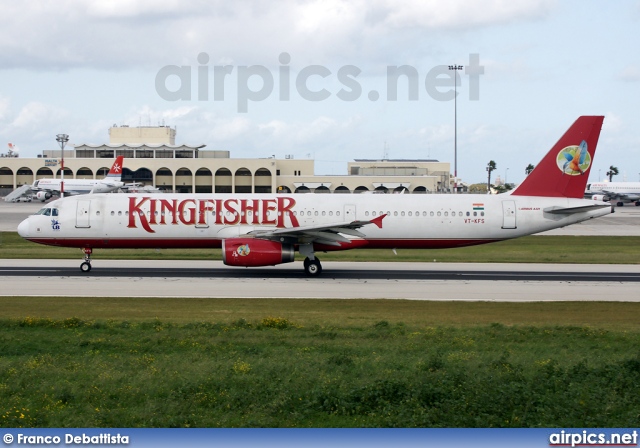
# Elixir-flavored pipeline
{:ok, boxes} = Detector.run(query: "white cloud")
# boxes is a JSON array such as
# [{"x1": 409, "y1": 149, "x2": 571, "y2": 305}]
[
  {"x1": 259, "y1": 120, "x2": 290, "y2": 139},
  {"x1": 370, "y1": 0, "x2": 553, "y2": 30},
  {"x1": 0, "y1": 97, "x2": 10, "y2": 121},
  {"x1": 10, "y1": 102, "x2": 68, "y2": 130},
  {"x1": 619, "y1": 65, "x2": 640, "y2": 82},
  {"x1": 84, "y1": 0, "x2": 206, "y2": 19},
  {"x1": 0, "y1": 0, "x2": 557, "y2": 70},
  {"x1": 0, "y1": 101, "x2": 71, "y2": 156},
  {"x1": 604, "y1": 112, "x2": 623, "y2": 133}
]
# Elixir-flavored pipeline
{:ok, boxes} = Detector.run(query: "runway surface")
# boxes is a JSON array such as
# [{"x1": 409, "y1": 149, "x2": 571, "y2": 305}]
[{"x1": 1, "y1": 260, "x2": 639, "y2": 301}]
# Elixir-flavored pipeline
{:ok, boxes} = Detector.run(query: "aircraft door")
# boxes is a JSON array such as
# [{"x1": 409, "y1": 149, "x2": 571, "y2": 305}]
[
  {"x1": 76, "y1": 200, "x2": 91, "y2": 228},
  {"x1": 501, "y1": 200, "x2": 516, "y2": 229},
  {"x1": 196, "y1": 206, "x2": 209, "y2": 228},
  {"x1": 344, "y1": 204, "x2": 356, "y2": 221}
]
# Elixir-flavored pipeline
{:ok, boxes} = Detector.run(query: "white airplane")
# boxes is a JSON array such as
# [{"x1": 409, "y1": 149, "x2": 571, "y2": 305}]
[
  {"x1": 586, "y1": 182, "x2": 640, "y2": 206},
  {"x1": 29, "y1": 156, "x2": 125, "y2": 202},
  {"x1": 18, "y1": 116, "x2": 612, "y2": 275}
]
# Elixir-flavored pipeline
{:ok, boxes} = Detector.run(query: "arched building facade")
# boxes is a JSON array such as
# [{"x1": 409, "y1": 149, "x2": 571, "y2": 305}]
[{"x1": 1, "y1": 148, "x2": 454, "y2": 196}]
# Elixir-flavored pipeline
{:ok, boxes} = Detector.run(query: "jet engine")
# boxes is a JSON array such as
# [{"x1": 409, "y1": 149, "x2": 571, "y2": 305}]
[
  {"x1": 36, "y1": 191, "x2": 52, "y2": 201},
  {"x1": 222, "y1": 238, "x2": 295, "y2": 267},
  {"x1": 591, "y1": 195, "x2": 608, "y2": 202}
]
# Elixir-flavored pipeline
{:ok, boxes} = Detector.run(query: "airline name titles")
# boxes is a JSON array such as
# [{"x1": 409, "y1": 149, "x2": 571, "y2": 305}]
[{"x1": 127, "y1": 196, "x2": 300, "y2": 233}]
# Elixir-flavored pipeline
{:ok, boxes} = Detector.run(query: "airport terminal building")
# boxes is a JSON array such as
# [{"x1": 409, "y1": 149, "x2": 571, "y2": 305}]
[{"x1": 0, "y1": 125, "x2": 456, "y2": 196}]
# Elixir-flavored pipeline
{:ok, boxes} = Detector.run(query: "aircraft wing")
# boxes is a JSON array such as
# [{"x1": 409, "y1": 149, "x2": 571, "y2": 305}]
[
  {"x1": 90, "y1": 182, "x2": 124, "y2": 193},
  {"x1": 118, "y1": 182, "x2": 142, "y2": 192},
  {"x1": 32, "y1": 187, "x2": 61, "y2": 197},
  {"x1": 102, "y1": 182, "x2": 123, "y2": 188},
  {"x1": 247, "y1": 214, "x2": 387, "y2": 246},
  {"x1": 602, "y1": 189, "x2": 639, "y2": 202}
]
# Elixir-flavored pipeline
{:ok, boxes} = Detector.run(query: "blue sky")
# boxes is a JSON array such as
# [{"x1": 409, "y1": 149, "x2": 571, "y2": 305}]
[{"x1": 1, "y1": 0, "x2": 639, "y2": 184}]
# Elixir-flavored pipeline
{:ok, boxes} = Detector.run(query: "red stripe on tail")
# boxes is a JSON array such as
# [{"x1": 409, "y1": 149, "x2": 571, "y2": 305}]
[{"x1": 511, "y1": 116, "x2": 604, "y2": 198}]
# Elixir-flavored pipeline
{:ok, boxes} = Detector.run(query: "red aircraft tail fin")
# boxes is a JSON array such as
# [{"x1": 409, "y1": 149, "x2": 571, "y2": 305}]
[
  {"x1": 511, "y1": 116, "x2": 604, "y2": 198},
  {"x1": 106, "y1": 156, "x2": 124, "y2": 179}
]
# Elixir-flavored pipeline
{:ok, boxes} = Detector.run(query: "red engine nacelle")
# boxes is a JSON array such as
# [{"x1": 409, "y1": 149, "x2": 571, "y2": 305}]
[
  {"x1": 222, "y1": 238, "x2": 295, "y2": 267},
  {"x1": 36, "y1": 191, "x2": 52, "y2": 201}
]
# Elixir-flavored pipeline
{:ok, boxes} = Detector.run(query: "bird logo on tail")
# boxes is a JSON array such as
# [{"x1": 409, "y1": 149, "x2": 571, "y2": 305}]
[{"x1": 557, "y1": 140, "x2": 590, "y2": 175}]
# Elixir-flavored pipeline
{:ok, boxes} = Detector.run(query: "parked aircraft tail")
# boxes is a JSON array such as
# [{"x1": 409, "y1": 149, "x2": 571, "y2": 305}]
[
  {"x1": 511, "y1": 116, "x2": 604, "y2": 198},
  {"x1": 105, "y1": 156, "x2": 124, "y2": 180}
]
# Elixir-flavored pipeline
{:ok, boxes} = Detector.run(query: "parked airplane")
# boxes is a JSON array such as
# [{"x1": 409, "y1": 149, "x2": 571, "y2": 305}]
[
  {"x1": 18, "y1": 116, "x2": 611, "y2": 275},
  {"x1": 586, "y1": 182, "x2": 640, "y2": 206},
  {"x1": 29, "y1": 156, "x2": 125, "y2": 201}
]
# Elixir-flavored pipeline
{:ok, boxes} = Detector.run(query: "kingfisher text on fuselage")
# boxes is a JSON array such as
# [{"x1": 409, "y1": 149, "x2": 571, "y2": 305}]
[{"x1": 127, "y1": 196, "x2": 300, "y2": 233}]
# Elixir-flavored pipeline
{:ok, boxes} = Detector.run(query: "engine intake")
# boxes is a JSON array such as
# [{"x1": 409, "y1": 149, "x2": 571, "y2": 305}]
[
  {"x1": 36, "y1": 191, "x2": 52, "y2": 201},
  {"x1": 222, "y1": 238, "x2": 295, "y2": 267}
]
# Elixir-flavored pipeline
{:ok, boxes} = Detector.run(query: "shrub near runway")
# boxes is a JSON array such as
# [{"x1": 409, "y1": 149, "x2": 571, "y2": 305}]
[{"x1": 1, "y1": 316, "x2": 639, "y2": 427}]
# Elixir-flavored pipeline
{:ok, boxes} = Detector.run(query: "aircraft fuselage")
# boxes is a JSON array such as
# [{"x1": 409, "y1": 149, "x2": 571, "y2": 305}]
[{"x1": 18, "y1": 192, "x2": 610, "y2": 250}]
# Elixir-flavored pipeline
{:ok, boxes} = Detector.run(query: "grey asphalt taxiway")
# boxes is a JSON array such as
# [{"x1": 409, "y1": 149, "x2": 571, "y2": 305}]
[{"x1": 1, "y1": 198, "x2": 639, "y2": 301}]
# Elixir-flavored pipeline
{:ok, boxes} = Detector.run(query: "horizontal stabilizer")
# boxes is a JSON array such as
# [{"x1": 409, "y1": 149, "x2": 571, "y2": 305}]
[{"x1": 543, "y1": 204, "x2": 611, "y2": 215}]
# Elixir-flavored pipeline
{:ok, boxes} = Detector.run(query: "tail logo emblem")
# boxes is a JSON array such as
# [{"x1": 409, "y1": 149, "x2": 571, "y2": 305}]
[{"x1": 556, "y1": 140, "x2": 590, "y2": 175}]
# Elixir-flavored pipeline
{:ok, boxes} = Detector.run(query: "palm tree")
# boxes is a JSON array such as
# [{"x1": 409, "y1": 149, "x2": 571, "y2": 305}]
[
  {"x1": 486, "y1": 160, "x2": 497, "y2": 194},
  {"x1": 606, "y1": 166, "x2": 619, "y2": 182},
  {"x1": 525, "y1": 163, "x2": 535, "y2": 176}
]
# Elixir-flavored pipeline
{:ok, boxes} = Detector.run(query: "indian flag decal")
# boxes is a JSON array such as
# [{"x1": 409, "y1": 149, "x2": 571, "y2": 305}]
[{"x1": 472, "y1": 203, "x2": 484, "y2": 210}]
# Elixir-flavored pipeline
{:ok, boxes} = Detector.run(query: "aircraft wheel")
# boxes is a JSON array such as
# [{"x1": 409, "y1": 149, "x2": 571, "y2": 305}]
[
  {"x1": 617, "y1": 202, "x2": 624, "y2": 206},
  {"x1": 80, "y1": 262, "x2": 92, "y2": 273},
  {"x1": 304, "y1": 258, "x2": 322, "y2": 276}
]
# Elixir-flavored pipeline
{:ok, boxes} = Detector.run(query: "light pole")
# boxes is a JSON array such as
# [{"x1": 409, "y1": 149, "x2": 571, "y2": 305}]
[
  {"x1": 56, "y1": 134, "x2": 69, "y2": 197},
  {"x1": 449, "y1": 64, "x2": 463, "y2": 194}
]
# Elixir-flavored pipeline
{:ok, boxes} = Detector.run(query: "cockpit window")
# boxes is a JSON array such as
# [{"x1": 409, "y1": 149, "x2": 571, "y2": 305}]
[{"x1": 36, "y1": 208, "x2": 57, "y2": 216}]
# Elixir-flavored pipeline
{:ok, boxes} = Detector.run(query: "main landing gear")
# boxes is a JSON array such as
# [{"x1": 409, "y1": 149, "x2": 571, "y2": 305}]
[
  {"x1": 80, "y1": 248, "x2": 92, "y2": 272},
  {"x1": 300, "y1": 242, "x2": 322, "y2": 276},
  {"x1": 303, "y1": 257, "x2": 322, "y2": 276}
]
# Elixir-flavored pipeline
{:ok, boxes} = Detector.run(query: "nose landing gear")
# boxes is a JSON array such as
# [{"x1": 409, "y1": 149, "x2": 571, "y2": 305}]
[{"x1": 80, "y1": 248, "x2": 92, "y2": 272}]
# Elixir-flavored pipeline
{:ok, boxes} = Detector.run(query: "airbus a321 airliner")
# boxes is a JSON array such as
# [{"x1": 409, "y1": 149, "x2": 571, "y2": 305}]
[{"x1": 18, "y1": 116, "x2": 611, "y2": 276}]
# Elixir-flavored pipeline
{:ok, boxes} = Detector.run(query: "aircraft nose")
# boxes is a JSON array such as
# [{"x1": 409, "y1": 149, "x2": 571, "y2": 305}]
[{"x1": 17, "y1": 218, "x2": 30, "y2": 237}]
